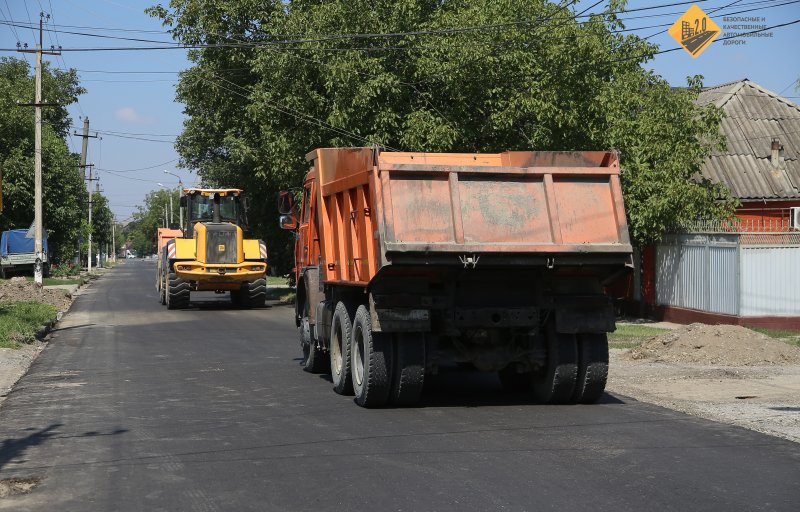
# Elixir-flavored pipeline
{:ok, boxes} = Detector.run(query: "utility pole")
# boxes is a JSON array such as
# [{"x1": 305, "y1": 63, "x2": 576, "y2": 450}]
[
  {"x1": 73, "y1": 119, "x2": 98, "y2": 271},
  {"x1": 111, "y1": 221, "x2": 116, "y2": 263},
  {"x1": 17, "y1": 13, "x2": 61, "y2": 286},
  {"x1": 87, "y1": 165, "x2": 95, "y2": 272}
]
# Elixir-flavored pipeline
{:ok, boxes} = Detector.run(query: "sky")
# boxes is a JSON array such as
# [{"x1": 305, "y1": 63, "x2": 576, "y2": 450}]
[{"x1": 0, "y1": 0, "x2": 799, "y2": 224}]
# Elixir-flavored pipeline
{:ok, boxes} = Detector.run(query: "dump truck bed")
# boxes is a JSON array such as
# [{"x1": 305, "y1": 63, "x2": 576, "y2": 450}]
[{"x1": 308, "y1": 148, "x2": 632, "y2": 286}]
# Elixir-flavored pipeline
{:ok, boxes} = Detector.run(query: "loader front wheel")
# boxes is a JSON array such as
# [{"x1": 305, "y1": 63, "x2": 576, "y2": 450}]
[
  {"x1": 532, "y1": 323, "x2": 578, "y2": 404},
  {"x1": 240, "y1": 278, "x2": 266, "y2": 309},
  {"x1": 352, "y1": 305, "x2": 392, "y2": 408},
  {"x1": 330, "y1": 301, "x2": 354, "y2": 395},
  {"x1": 166, "y1": 270, "x2": 190, "y2": 310}
]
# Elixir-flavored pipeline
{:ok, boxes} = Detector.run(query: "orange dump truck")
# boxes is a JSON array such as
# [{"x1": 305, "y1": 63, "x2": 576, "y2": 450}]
[{"x1": 279, "y1": 147, "x2": 632, "y2": 407}]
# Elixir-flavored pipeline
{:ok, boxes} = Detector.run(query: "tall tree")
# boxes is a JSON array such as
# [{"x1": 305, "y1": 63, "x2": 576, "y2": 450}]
[
  {"x1": 0, "y1": 57, "x2": 87, "y2": 263},
  {"x1": 149, "y1": 0, "x2": 735, "y2": 271}
]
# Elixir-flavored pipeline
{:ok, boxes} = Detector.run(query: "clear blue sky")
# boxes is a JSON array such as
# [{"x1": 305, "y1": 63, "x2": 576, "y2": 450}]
[{"x1": 1, "y1": 0, "x2": 798, "y2": 223}]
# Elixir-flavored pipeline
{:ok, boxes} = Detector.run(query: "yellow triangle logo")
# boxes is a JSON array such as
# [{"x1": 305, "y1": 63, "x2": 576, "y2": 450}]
[{"x1": 669, "y1": 4, "x2": 720, "y2": 58}]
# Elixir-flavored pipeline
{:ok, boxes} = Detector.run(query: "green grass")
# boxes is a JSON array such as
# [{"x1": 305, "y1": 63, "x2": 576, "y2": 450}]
[
  {"x1": 16, "y1": 276, "x2": 82, "y2": 286},
  {"x1": 266, "y1": 275, "x2": 291, "y2": 286},
  {"x1": 0, "y1": 302, "x2": 58, "y2": 349},
  {"x1": 750, "y1": 327, "x2": 800, "y2": 348},
  {"x1": 608, "y1": 324, "x2": 669, "y2": 349}
]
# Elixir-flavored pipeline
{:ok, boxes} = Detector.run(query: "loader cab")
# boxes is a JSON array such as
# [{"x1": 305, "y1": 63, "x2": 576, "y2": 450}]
[{"x1": 183, "y1": 188, "x2": 248, "y2": 238}]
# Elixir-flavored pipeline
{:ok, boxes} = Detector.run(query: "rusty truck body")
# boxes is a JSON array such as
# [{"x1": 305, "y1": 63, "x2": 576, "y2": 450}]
[{"x1": 279, "y1": 147, "x2": 632, "y2": 407}]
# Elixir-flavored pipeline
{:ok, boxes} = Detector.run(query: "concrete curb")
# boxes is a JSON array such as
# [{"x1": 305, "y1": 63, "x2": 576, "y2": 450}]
[{"x1": 34, "y1": 312, "x2": 62, "y2": 341}]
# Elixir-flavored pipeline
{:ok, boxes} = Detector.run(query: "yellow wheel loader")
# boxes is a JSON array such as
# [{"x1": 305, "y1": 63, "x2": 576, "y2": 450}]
[{"x1": 158, "y1": 188, "x2": 268, "y2": 309}]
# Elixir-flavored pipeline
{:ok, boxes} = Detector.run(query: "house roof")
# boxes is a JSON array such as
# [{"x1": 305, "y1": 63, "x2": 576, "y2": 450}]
[{"x1": 697, "y1": 79, "x2": 800, "y2": 200}]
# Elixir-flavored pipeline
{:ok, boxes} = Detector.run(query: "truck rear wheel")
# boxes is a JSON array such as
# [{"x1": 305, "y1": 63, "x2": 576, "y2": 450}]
[
  {"x1": 301, "y1": 302, "x2": 327, "y2": 373},
  {"x1": 166, "y1": 270, "x2": 190, "y2": 310},
  {"x1": 330, "y1": 301, "x2": 354, "y2": 395},
  {"x1": 532, "y1": 324, "x2": 578, "y2": 404},
  {"x1": 572, "y1": 333, "x2": 609, "y2": 404},
  {"x1": 389, "y1": 333, "x2": 425, "y2": 406},
  {"x1": 352, "y1": 305, "x2": 392, "y2": 408}
]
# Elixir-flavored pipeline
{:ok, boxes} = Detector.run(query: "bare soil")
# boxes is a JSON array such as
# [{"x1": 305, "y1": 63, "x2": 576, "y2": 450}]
[
  {"x1": 627, "y1": 323, "x2": 800, "y2": 366},
  {"x1": 607, "y1": 323, "x2": 800, "y2": 443},
  {"x1": 0, "y1": 277, "x2": 73, "y2": 311}
]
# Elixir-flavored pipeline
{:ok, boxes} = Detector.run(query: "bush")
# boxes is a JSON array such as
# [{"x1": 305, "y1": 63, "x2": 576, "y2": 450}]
[{"x1": 50, "y1": 263, "x2": 78, "y2": 278}]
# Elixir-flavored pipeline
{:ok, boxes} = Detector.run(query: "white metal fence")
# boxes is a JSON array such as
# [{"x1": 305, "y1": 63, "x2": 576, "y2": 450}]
[{"x1": 656, "y1": 233, "x2": 800, "y2": 317}]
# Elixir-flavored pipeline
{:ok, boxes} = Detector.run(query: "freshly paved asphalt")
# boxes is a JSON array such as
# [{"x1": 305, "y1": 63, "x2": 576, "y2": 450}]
[{"x1": 1, "y1": 260, "x2": 798, "y2": 511}]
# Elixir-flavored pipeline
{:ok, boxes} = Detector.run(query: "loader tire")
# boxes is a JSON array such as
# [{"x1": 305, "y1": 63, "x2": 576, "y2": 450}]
[
  {"x1": 240, "y1": 278, "x2": 266, "y2": 309},
  {"x1": 352, "y1": 305, "x2": 392, "y2": 408},
  {"x1": 571, "y1": 333, "x2": 609, "y2": 404},
  {"x1": 330, "y1": 302, "x2": 354, "y2": 395},
  {"x1": 532, "y1": 323, "x2": 578, "y2": 404},
  {"x1": 166, "y1": 271, "x2": 190, "y2": 310},
  {"x1": 389, "y1": 333, "x2": 425, "y2": 406},
  {"x1": 301, "y1": 302, "x2": 327, "y2": 373},
  {"x1": 498, "y1": 365, "x2": 531, "y2": 393}
]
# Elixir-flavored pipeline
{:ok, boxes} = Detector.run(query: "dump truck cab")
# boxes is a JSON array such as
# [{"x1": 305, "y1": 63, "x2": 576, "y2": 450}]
[{"x1": 158, "y1": 188, "x2": 268, "y2": 309}]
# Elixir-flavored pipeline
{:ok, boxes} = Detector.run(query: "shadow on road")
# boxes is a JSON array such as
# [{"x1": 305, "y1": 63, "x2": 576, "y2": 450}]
[
  {"x1": 303, "y1": 362, "x2": 626, "y2": 408},
  {"x1": 0, "y1": 423, "x2": 63, "y2": 472},
  {"x1": 0, "y1": 424, "x2": 129, "y2": 472}
]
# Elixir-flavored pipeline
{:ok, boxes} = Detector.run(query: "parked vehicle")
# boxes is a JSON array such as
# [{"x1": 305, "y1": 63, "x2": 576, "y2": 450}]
[
  {"x1": 157, "y1": 188, "x2": 268, "y2": 309},
  {"x1": 0, "y1": 229, "x2": 49, "y2": 278},
  {"x1": 280, "y1": 147, "x2": 632, "y2": 407}
]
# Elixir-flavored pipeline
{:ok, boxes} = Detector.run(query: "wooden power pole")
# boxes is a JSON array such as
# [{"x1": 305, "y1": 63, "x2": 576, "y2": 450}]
[{"x1": 17, "y1": 13, "x2": 61, "y2": 285}]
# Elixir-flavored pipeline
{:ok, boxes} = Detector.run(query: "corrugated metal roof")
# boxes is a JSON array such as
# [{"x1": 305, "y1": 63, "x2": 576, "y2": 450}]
[{"x1": 697, "y1": 79, "x2": 800, "y2": 200}]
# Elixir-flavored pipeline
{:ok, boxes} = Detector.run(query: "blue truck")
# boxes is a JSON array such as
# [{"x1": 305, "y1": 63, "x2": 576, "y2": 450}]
[{"x1": 0, "y1": 229, "x2": 49, "y2": 278}]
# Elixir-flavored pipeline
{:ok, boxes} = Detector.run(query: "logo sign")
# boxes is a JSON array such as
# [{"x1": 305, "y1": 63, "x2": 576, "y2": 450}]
[
  {"x1": 669, "y1": 4, "x2": 720, "y2": 57},
  {"x1": 217, "y1": 244, "x2": 226, "y2": 252}
]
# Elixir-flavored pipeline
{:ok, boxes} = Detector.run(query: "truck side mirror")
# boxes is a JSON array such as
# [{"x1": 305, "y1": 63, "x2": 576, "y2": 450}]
[
  {"x1": 179, "y1": 195, "x2": 187, "y2": 207},
  {"x1": 279, "y1": 214, "x2": 297, "y2": 230},
  {"x1": 278, "y1": 191, "x2": 294, "y2": 215}
]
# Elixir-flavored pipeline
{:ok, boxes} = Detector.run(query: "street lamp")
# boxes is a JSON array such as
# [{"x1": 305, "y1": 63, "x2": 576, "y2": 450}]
[
  {"x1": 163, "y1": 170, "x2": 184, "y2": 228},
  {"x1": 158, "y1": 183, "x2": 173, "y2": 226}
]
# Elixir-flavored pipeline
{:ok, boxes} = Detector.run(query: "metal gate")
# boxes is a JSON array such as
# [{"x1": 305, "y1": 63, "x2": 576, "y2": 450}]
[{"x1": 656, "y1": 232, "x2": 800, "y2": 317}]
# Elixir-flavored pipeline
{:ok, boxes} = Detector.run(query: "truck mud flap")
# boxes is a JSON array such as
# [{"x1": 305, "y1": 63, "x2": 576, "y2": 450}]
[
  {"x1": 554, "y1": 303, "x2": 615, "y2": 334},
  {"x1": 370, "y1": 306, "x2": 430, "y2": 333}
]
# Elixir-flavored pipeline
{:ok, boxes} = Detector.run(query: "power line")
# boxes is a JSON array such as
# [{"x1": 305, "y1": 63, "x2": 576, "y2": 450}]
[{"x1": 95, "y1": 158, "x2": 179, "y2": 173}]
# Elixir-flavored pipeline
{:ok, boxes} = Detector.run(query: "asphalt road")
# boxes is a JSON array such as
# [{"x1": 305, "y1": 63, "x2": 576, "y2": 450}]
[{"x1": 1, "y1": 260, "x2": 798, "y2": 511}]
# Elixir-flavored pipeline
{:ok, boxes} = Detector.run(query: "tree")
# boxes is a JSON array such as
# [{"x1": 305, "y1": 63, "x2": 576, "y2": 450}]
[
  {"x1": 126, "y1": 188, "x2": 180, "y2": 256},
  {"x1": 148, "y1": 0, "x2": 736, "y2": 271},
  {"x1": 0, "y1": 57, "x2": 87, "y2": 263}
]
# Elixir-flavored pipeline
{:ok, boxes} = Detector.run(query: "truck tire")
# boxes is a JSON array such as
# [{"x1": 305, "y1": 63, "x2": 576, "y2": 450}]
[
  {"x1": 351, "y1": 305, "x2": 393, "y2": 408},
  {"x1": 330, "y1": 301, "x2": 354, "y2": 395},
  {"x1": 572, "y1": 333, "x2": 609, "y2": 404},
  {"x1": 389, "y1": 333, "x2": 425, "y2": 406},
  {"x1": 498, "y1": 365, "x2": 531, "y2": 392},
  {"x1": 532, "y1": 324, "x2": 578, "y2": 404},
  {"x1": 159, "y1": 274, "x2": 166, "y2": 305},
  {"x1": 166, "y1": 270, "x2": 190, "y2": 310},
  {"x1": 301, "y1": 302, "x2": 327, "y2": 373}
]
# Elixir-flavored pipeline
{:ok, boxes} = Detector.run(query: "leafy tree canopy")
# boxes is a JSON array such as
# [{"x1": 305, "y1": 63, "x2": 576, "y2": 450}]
[
  {"x1": 148, "y1": 0, "x2": 735, "y2": 270},
  {"x1": 0, "y1": 57, "x2": 90, "y2": 263},
  {"x1": 125, "y1": 188, "x2": 181, "y2": 257}
]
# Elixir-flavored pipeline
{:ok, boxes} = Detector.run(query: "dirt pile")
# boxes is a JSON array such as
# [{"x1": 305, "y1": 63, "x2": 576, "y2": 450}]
[
  {"x1": 0, "y1": 277, "x2": 73, "y2": 311},
  {"x1": 627, "y1": 323, "x2": 800, "y2": 366}
]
